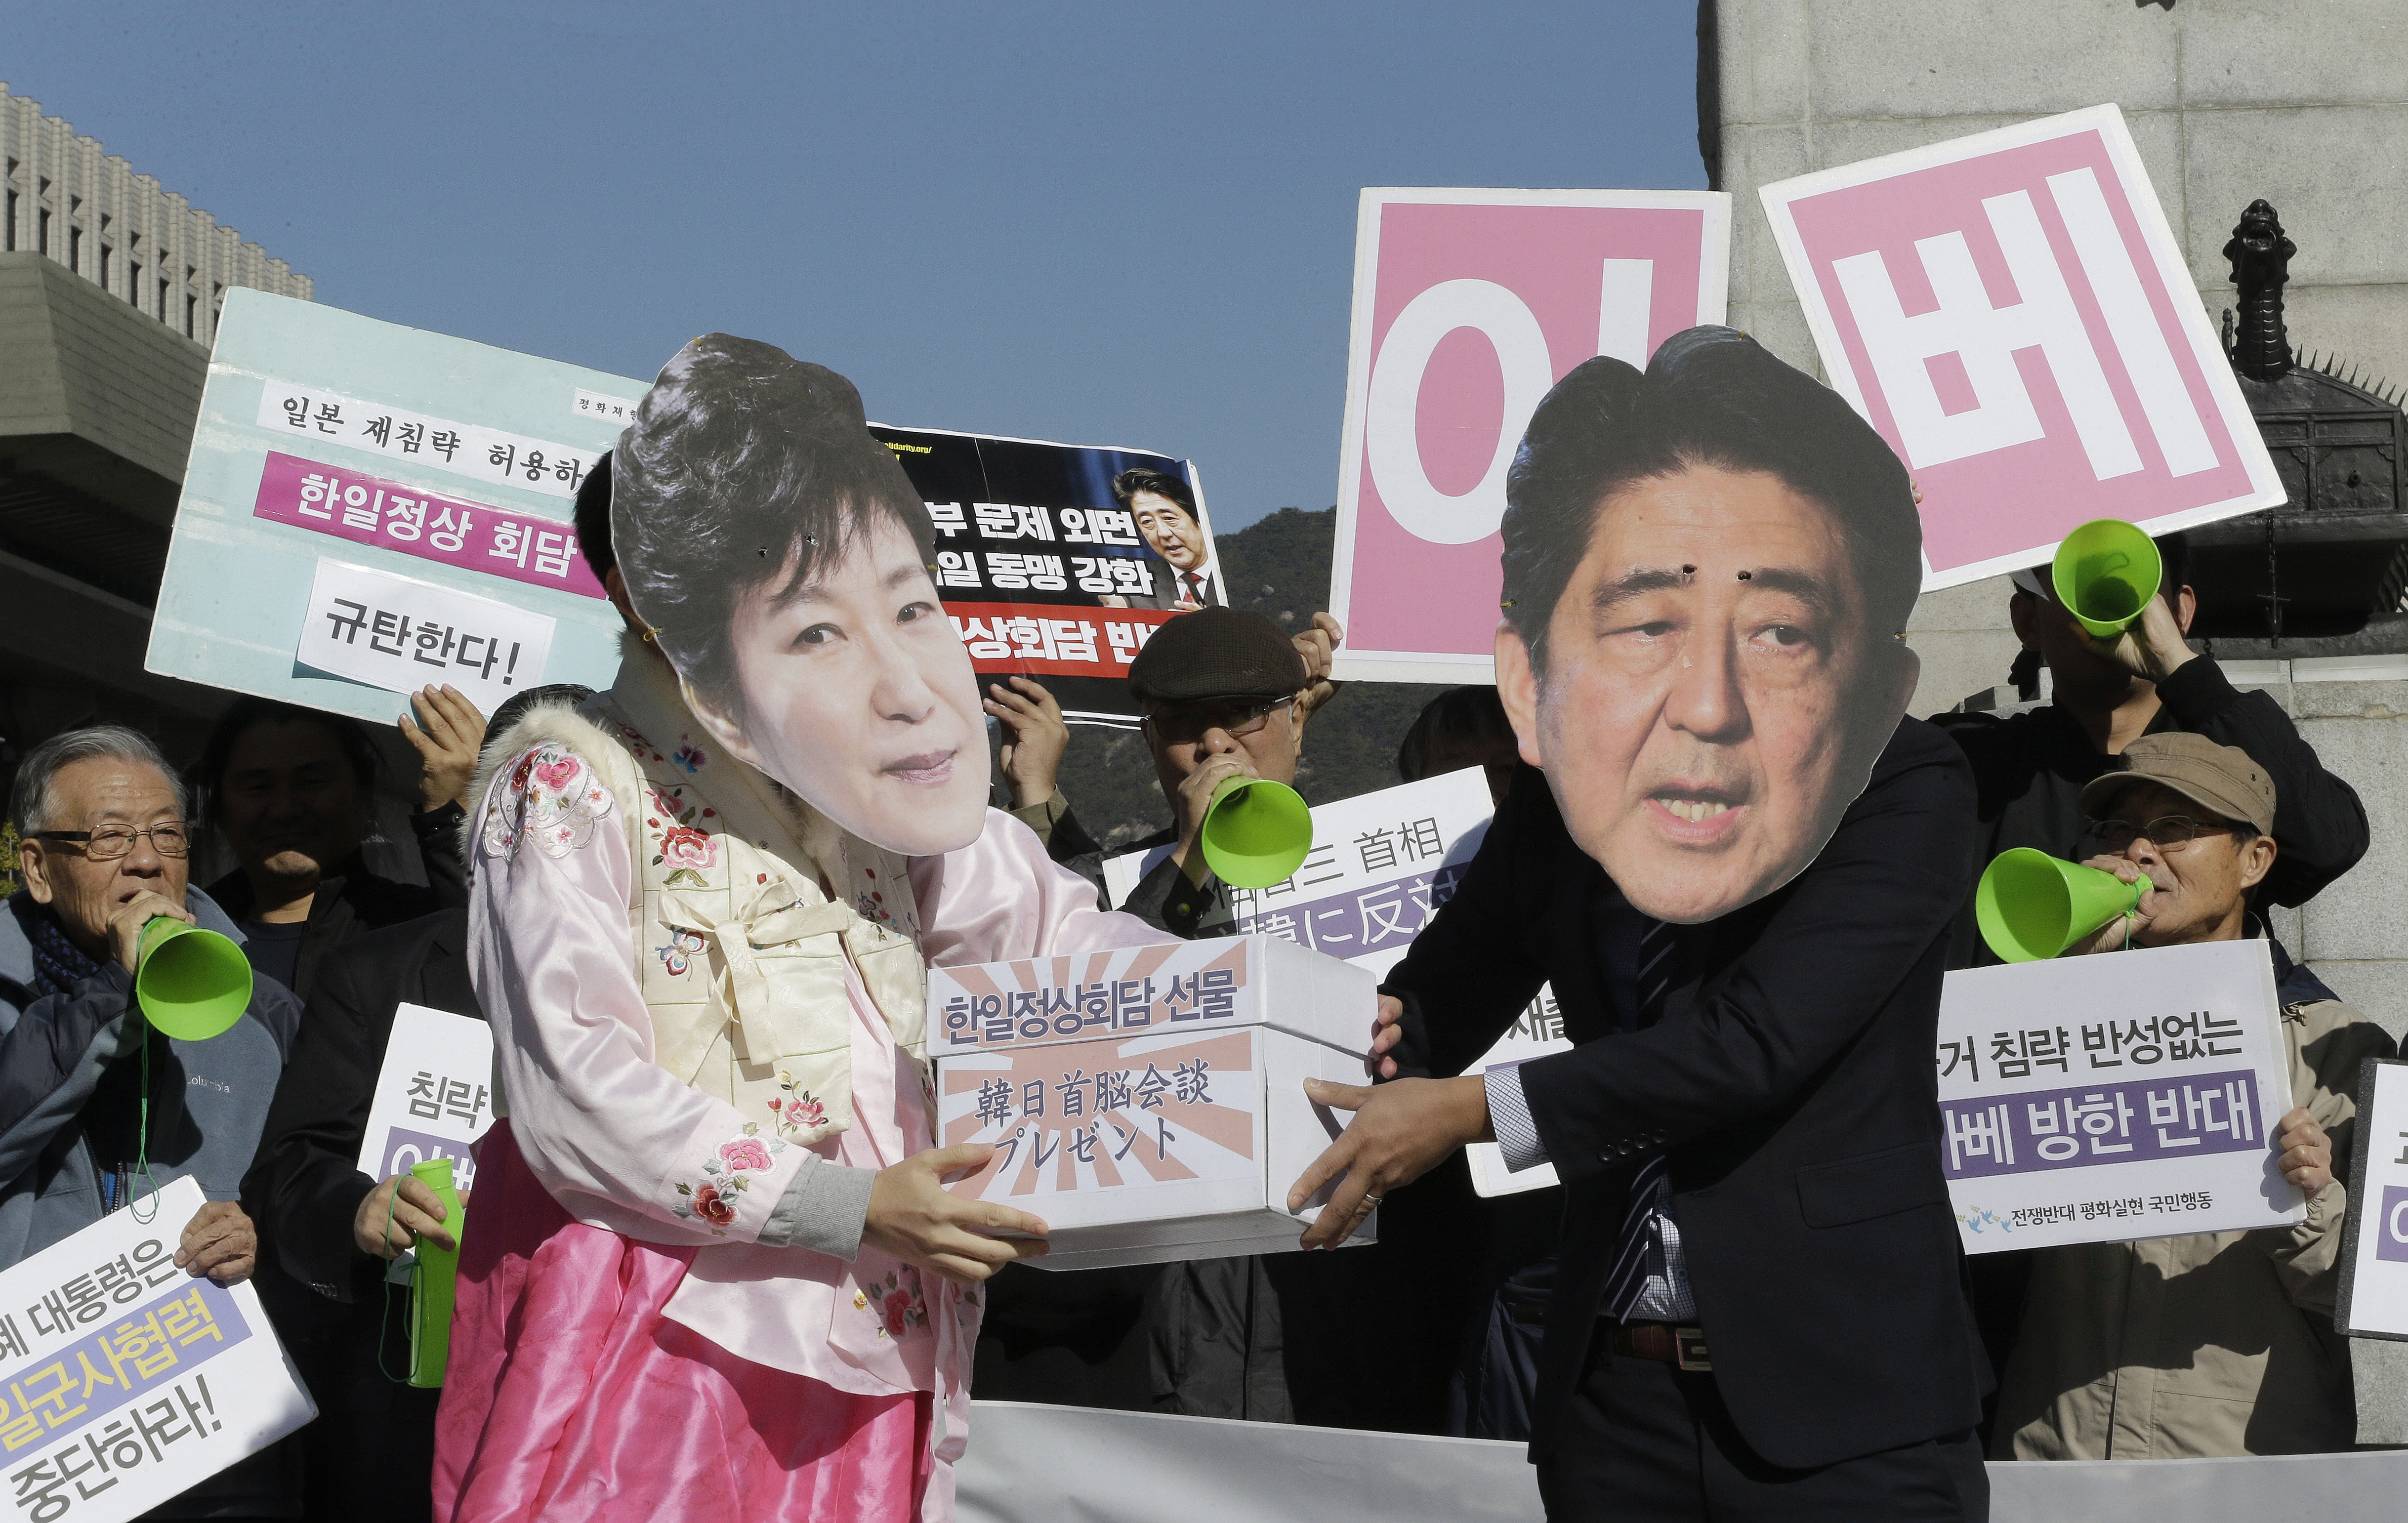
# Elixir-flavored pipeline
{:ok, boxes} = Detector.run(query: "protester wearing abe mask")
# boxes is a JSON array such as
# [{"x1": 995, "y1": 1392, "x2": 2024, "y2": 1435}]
[{"x1": 1286, "y1": 329, "x2": 1992, "y2": 1520}]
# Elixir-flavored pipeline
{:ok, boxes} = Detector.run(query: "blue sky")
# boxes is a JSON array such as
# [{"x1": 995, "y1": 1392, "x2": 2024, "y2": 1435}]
[{"x1": 10, "y1": 1, "x2": 1705, "y2": 531}]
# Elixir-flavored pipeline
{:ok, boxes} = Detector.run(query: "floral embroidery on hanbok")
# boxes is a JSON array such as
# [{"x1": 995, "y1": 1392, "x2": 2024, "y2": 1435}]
[
  {"x1": 860, "y1": 1267, "x2": 930, "y2": 1339},
  {"x1": 481, "y1": 745, "x2": 616, "y2": 860},
  {"x1": 767, "y1": 1069, "x2": 829, "y2": 1140},
  {"x1": 672, "y1": 735, "x2": 708, "y2": 774},
  {"x1": 670, "y1": 1122, "x2": 787, "y2": 1235}
]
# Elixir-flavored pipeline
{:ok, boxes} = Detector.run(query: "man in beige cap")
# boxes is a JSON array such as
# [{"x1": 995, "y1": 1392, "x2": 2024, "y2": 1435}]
[{"x1": 1991, "y1": 733, "x2": 2397, "y2": 1460}]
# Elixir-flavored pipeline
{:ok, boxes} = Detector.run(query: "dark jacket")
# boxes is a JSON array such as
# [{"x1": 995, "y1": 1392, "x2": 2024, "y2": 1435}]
[
  {"x1": 0, "y1": 890, "x2": 301, "y2": 1265},
  {"x1": 1386, "y1": 719, "x2": 1990, "y2": 1471},
  {"x1": 1117, "y1": 826, "x2": 1236, "y2": 939},
  {"x1": 1930, "y1": 658, "x2": 2369, "y2": 967},
  {"x1": 205, "y1": 804, "x2": 464, "y2": 1002},
  {"x1": 241, "y1": 908, "x2": 479, "y2": 1523}
]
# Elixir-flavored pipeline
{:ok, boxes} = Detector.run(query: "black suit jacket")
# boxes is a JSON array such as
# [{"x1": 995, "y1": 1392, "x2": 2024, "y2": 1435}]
[{"x1": 1387, "y1": 719, "x2": 1989, "y2": 1471}]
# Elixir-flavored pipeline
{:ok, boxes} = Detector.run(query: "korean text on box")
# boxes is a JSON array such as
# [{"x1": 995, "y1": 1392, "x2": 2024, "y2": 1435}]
[
  {"x1": 930, "y1": 936, "x2": 1375, "y2": 1271},
  {"x1": 0, "y1": 1178, "x2": 311, "y2": 1523},
  {"x1": 1936, "y1": 939, "x2": 2299, "y2": 1254}
]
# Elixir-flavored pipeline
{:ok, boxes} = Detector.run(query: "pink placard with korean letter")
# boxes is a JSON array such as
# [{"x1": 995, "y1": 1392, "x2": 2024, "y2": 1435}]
[
  {"x1": 1328, "y1": 189, "x2": 1732, "y2": 684},
  {"x1": 1759, "y1": 105, "x2": 2284, "y2": 589}
]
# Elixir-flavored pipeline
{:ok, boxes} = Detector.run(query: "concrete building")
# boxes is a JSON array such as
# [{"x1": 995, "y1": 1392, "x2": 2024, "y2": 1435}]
[
  {"x1": 1700, "y1": 0, "x2": 2408, "y2": 1438},
  {"x1": 1, "y1": 84, "x2": 326, "y2": 867},
  {"x1": 2, "y1": 83, "x2": 311, "y2": 343}
]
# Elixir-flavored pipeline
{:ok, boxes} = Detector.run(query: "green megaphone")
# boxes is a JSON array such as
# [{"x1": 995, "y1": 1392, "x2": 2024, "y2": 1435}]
[
  {"x1": 1198, "y1": 777, "x2": 1314, "y2": 890},
  {"x1": 2051, "y1": 518, "x2": 2163, "y2": 639},
  {"x1": 134, "y1": 917, "x2": 252, "y2": 1042},
  {"x1": 406, "y1": 1155, "x2": 464, "y2": 1389},
  {"x1": 1974, "y1": 848, "x2": 2148, "y2": 963}
]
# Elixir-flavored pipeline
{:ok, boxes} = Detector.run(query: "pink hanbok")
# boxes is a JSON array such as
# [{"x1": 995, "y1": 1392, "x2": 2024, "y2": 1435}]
[{"x1": 433, "y1": 665, "x2": 1164, "y2": 1523}]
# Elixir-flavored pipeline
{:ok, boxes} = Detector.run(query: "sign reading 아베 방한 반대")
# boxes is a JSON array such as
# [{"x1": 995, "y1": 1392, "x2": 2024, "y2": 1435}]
[{"x1": 1937, "y1": 939, "x2": 2300, "y2": 1253}]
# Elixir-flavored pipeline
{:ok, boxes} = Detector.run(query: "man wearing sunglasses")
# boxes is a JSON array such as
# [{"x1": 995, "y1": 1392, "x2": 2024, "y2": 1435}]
[
  {"x1": 0, "y1": 723, "x2": 301, "y2": 1335},
  {"x1": 1114, "y1": 607, "x2": 1318, "y2": 939},
  {"x1": 1991, "y1": 733, "x2": 2394, "y2": 1460}
]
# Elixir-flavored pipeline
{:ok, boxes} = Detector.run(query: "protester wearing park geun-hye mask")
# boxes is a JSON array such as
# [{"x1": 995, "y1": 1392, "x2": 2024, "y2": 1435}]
[
  {"x1": 1993, "y1": 734, "x2": 2394, "y2": 1462},
  {"x1": 1287, "y1": 328, "x2": 1994, "y2": 1519},
  {"x1": 433, "y1": 335, "x2": 1174, "y2": 1523},
  {"x1": 0, "y1": 727, "x2": 302, "y2": 1520}
]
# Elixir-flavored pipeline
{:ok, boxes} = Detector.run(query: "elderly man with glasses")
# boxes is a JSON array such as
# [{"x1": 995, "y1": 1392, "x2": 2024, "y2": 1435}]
[
  {"x1": 1990, "y1": 733, "x2": 2395, "y2": 1460},
  {"x1": 0, "y1": 726, "x2": 299, "y2": 1301},
  {"x1": 1112, "y1": 607, "x2": 1323, "y2": 937}
]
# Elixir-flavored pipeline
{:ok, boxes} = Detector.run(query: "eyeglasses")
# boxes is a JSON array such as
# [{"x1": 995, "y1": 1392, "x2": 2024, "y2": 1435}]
[
  {"x1": 2078, "y1": 815, "x2": 2232, "y2": 854},
  {"x1": 30, "y1": 823, "x2": 191, "y2": 861},
  {"x1": 1140, "y1": 696, "x2": 1294, "y2": 746}
]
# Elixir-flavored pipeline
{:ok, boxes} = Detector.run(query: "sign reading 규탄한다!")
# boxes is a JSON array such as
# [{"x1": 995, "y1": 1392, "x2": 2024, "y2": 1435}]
[
  {"x1": 1936, "y1": 938, "x2": 2300, "y2": 1254},
  {"x1": 0, "y1": 1177, "x2": 313, "y2": 1523}
]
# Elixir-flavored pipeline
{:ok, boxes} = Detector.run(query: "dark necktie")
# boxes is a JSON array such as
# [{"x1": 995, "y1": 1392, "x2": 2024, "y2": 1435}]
[{"x1": 1599, "y1": 916, "x2": 1680, "y2": 1322}]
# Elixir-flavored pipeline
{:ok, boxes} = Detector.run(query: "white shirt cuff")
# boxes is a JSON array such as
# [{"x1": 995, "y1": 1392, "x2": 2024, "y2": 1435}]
[{"x1": 1485, "y1": 1062, "x2": 1549, "y2": 1172}]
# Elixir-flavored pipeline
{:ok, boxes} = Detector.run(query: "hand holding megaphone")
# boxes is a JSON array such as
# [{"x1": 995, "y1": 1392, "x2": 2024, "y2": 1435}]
[
  {"x1": 106, "y1": 895, "x2": 253, "y2": 1042},
  {"x1": 105, "y1": 892, "x2": 193, "y2": 976},
  {"x1": 2060, "y1": 856, "x2": 2166, "y2": 956},
  {"x1": 2049, "y1": 518, "x2": 2197, "y2": 684}
]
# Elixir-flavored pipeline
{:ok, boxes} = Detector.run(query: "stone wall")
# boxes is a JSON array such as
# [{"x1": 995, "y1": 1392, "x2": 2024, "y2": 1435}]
[{"x1": 1702, "y1": 0, "x2": 2408, "y2": 1439}]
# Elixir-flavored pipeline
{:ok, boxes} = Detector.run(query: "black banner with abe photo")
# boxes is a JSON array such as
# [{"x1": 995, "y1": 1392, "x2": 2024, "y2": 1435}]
[{"x1": 869, "y1": 425, "x2": 1225, "y2": 728}]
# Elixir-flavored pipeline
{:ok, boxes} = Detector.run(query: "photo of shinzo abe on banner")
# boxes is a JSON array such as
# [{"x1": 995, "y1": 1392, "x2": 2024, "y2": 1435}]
[{"x1": 871, "y1": 426, "x2": 1225, "y2": 730}]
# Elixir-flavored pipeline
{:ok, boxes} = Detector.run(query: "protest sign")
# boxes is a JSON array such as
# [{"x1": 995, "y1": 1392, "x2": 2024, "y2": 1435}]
[
  {"x1": 354, "y1": 1004, "x2": 497, "y2": 1195},
  {"x1": 929, "y1": 936, "x2": 1376, "y2": 1268},
  {"x1": 1759, "y1": 104, "x2": 2285, "y2": 590},
  {"x1": 1326, "y1": 189, "x2": 1731, "y2": 684},
  {"x1": 0, "y1": 1177, "x2": 312, "y2": 1523},
  {"x1": 155, "y1": 295, "x2": 1202, "y2": 732},
  {"x1": 872, "y1": 425, "x2": 1222, "y2": 729},
  {"x1": 2336, "y1": 1058, "x2": 2408, "y2": 1342},
  {"x1": 1102, "y1": 769, "x2": 1565, "y2": 1196},
  {"x1": 1936, "y1": 940, "x2": 2299, "y2": 1254},
  {"x1": 147, "y1": 289, "x2": 634, "y2": 724}
]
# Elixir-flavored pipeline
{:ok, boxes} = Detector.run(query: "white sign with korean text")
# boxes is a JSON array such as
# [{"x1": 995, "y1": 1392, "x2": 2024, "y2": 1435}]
[
  {"x1": 2336, "y1": 1058, "x2": 2408, "y2": 1341},
  {"x1": 256, "y1": 380, "x2": 601, "y2": 501},
  {"x1": 1937, "y1": 940, "x2": 2298, "y2": 1254},
  {"x1": 1102, "y1": 770, "x2": 1568, "y2": 1197},
  {"x1": 0, "y1": 1177, "x2": 312, "y2": 1523},
  {"x1": 355, "y1": 1004, "x2": 497, "y2": 1195},
  {"x1": 295, "y1": 557, "x2": 555, "y2": 715}
]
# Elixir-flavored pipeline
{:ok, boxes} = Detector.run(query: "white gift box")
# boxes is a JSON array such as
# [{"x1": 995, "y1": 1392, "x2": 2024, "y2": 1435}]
[{"x1": 929, "y1": 934, "x2": 1378, "y2": 1268}]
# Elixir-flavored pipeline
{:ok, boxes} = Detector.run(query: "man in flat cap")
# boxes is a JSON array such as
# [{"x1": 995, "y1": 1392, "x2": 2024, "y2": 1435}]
[
  {"x1": 1993, "y1": 733, "x2": 2394, "y2": 1460},
  {"x1": 1115, "y1": 606, "x2": 1318, "y2": 937}
]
